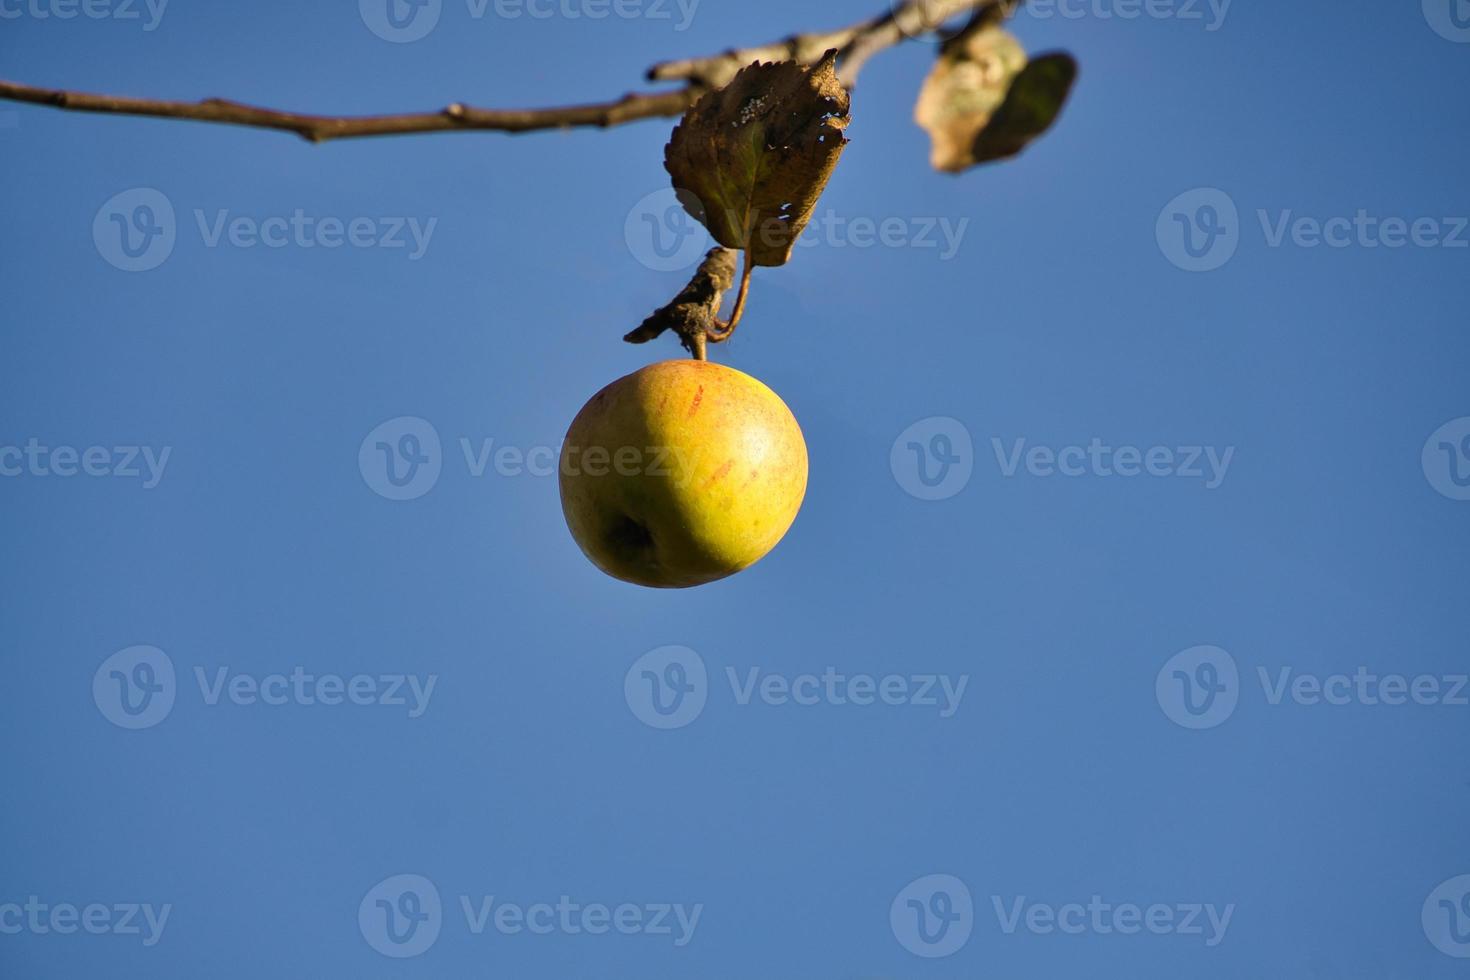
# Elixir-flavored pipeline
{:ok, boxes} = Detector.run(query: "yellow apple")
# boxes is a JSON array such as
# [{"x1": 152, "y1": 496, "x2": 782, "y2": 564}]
[{"x1": 559, "y1": 360, "x2": 808, "y2": 588}]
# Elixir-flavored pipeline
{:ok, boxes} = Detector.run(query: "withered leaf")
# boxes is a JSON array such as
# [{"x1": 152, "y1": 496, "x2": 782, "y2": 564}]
[
  {"x1": 664, "y1": 51, "x2": 851, "y2": 267},
  {"x1": 914, "y1": 27, "x2": 1077, "y2": 173}
]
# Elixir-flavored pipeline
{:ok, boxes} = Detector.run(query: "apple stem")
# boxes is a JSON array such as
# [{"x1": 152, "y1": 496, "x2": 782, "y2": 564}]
[{"x1": 708, "y1": 250, "x2": 753, "y2": 347}]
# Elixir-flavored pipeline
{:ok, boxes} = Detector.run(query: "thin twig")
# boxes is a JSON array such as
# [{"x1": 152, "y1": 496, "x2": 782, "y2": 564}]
[
  {"x1": 0, "y1": 0, "x2": 1008, "y2": 143},
  {"x1": 0, "y1": 80, "x2": 698, "y2": 142},
  {"x1": 653, "y1": 0, "x2": 1007, "y2": 90}
]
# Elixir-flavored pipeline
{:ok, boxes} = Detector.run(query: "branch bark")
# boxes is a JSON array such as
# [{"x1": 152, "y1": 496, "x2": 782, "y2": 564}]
[
  {"x1": 624, "y1": 247, "x2": 738, "y2": 360},
  {"x1": 0, "y1": 80, "x2": 699, "y2": 142},
  {"x1": 0, "y1": 0, "x2": 1008, "y2": 143}
]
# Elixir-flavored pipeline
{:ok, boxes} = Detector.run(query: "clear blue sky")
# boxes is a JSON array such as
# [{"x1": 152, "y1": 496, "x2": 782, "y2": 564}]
[{"x1": 2, "y1": 0, "x2": 1468, "y2": 976}]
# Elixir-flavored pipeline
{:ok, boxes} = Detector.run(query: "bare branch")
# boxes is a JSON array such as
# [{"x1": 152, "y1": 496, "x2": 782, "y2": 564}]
[
  {"x1": 0, "y1": 0, "x2": 1013, "y2": 142},
  {"x1": 0, "y1": 79, "x2": 698, "y2": 142},
  {"x1": 648, "y1": 28, "x2": 865, "y2": 89},
  {"x1": 843, "y1": 0, "x2": 1021, "y2": 84},
  {"x1": 650, "y1": 0, "x2": 1011, "y2": 89}
]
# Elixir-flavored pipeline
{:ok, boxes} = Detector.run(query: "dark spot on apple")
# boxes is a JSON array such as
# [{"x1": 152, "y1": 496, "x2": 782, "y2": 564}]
[
  {"x1": 687, "y1": 385, "x2": 704, "y2": 418},
  {"x1": 606, "y1": 514, "x2": 655, "y2": 559}
]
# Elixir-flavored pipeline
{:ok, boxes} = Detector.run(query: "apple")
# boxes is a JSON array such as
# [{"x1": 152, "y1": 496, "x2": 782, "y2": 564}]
[{"x1": 559, "y1": 360, "x2": 808, "y2": 588}]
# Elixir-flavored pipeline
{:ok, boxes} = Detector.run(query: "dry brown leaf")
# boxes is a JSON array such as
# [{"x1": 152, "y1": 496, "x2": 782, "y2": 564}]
[
  {"x1": 915, "y1": 27, "x2": 1076, "y2": 173},
  {"x1": 664, "y1": 51, "x2": 851, "y2": 267}
]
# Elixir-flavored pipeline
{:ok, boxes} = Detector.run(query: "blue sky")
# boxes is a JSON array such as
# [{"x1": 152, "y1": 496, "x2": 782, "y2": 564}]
[{"x1": 1, "y1": 0, "x2": 1468, "y2": 976}]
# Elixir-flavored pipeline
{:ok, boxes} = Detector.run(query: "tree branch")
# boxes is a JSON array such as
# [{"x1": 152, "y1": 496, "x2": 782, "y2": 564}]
[
  {"x1": 651, "y1": 0, "x2": 1008, "y2": 90},
  {"x1": 0, "y1": 80, "x2": 699, "y2": 142},
  {"x1": 0, "y1": 0, "x2": 1009, "y2": 143}
]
